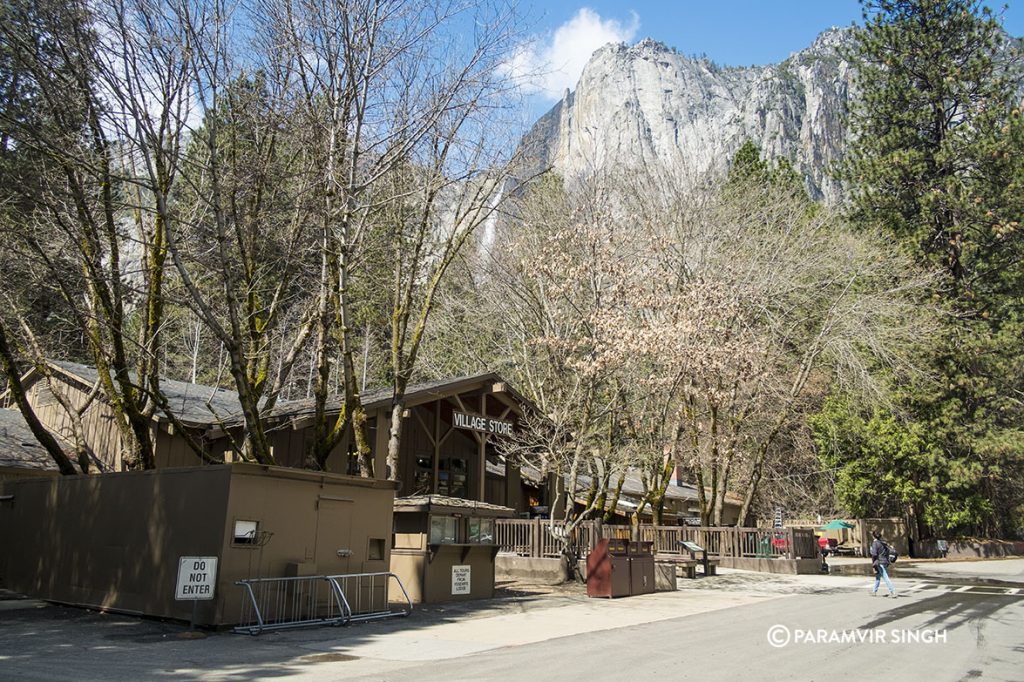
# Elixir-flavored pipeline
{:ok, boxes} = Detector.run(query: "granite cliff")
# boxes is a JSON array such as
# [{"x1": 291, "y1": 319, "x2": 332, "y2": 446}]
[{"x1": 521, "y1": 28, "x2": 854, "y2": 202}]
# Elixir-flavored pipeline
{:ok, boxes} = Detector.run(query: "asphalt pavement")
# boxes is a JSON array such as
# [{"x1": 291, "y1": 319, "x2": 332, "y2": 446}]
[{"x1": 1, "y1": 559, "x2": 1022, "y2": 682}]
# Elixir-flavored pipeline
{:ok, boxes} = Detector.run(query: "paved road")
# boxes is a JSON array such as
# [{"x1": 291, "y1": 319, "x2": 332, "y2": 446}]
[
  {"x1": 344, "y1": 582, "x2": 1023, "y2": 682},
  {"x1": 1, "y1": 560, "x2": 1022, "y2": 682}
]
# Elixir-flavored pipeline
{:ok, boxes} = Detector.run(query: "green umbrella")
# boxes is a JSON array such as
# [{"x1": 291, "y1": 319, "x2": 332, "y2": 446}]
[{"x1": 820, "y1": 520, "x2": 855, "y2": 530}]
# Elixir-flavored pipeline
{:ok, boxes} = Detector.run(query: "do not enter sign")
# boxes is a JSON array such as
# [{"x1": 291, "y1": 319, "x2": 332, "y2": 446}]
[{"x1": 175, "y1": 556, "x2": 218, "y2": 601}]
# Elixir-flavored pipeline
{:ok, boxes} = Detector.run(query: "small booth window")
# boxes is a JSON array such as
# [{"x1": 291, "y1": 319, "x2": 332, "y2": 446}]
[
  {"x1": 429, "y1": 515, "x2": 459, "y2": 544},
  {"x1": 468, "y1": 518, "x2": 494, "y2": 544},
  {"x1": 233, "y1": 520, "x2": 260, "y2": 545}
]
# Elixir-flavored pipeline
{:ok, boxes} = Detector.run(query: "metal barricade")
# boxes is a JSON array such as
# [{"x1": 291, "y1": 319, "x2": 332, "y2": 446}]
[
  {"x1": 323, "y1": 572, "x2": 413, "y2": 623},
  {"x1": 233, "y1": 572, "x2": 412, "y2": 635},
  {"x1": 232, "y1": 575, "x2": 348, "y2": 635}
]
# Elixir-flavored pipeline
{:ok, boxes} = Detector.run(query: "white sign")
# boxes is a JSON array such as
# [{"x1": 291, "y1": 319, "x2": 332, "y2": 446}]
[
  {"x1": 451, "y1": 564, "x2": 471, "y2": 595},
  {"x1": 175, "y1": 556, "x2": 218, "y2": 601},
  {"x1": 452, "y1": 411, "x2": 513, "y2": 437}
]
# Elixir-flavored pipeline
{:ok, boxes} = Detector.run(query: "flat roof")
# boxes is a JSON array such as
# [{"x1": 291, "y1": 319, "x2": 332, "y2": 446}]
[{"x1": 394, "y1": 494, "x2": 516, "y2": 517}]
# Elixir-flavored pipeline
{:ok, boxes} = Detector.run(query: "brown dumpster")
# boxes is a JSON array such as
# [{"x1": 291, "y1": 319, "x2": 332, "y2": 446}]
[
  {"x1": 586, "y1": 538, "x2": 631, "y2": 598},
  {"x1": 628, "y1": 541, "x2": 655, "y2": 595}
]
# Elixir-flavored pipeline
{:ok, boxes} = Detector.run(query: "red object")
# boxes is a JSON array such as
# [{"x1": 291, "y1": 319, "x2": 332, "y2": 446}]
[{"x1": 818, "y1": 536, "x2": 829, "y2": 549}]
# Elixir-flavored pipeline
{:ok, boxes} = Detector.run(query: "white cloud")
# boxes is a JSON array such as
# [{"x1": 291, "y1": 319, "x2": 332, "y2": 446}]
[{"x1": 505, "y1": 8, "x2": 640, "y2": 101}]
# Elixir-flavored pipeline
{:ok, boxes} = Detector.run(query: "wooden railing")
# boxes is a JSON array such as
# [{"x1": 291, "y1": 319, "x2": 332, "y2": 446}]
[
  {"x1": 495, "y1": 520, "x2": 817, "y2": 561},
  {"x1": 494, "y1": 518, "x2": 600, "y2": 558}
]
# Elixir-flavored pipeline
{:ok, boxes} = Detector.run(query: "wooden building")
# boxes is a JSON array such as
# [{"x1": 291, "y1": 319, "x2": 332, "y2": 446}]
[
  {"x1": 4, "y1": 362, "x2": 533, "y2": 512},
  {"x1": 6, "y1": 362, "x2": 743, "y2": 523}
]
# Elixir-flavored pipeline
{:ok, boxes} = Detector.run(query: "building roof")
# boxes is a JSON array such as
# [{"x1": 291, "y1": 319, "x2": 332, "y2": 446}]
[
  {"x1": 0, "y1": 408, "x2": 71, "y2": 473},
  {"x1": 49, "y1": 361, "x2": 244, "y2": 426},
  {"x1": 45, "y1": 362, "x2": 532, "y2": 430},
  {"x1": 519, "y1": 462, "x2": 742, "y2": 513},
  {"x1": 393, "y1": 494, "x2": 516, "y2": 517},
  {"x1": 245, "y1": 373, "x2": 532, "y2": 426}
]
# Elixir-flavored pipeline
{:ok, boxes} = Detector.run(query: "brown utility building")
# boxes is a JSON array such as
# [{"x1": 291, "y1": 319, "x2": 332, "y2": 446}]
[
  {"x1": 390, "y1": 495, "x2": 515, "y2": 603},
  {"x1": 0, "y1": 463, "x2": 396, "y2": 626}
]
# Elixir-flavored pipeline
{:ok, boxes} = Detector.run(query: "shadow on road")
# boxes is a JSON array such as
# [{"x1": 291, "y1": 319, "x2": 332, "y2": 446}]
[{"x1": 859, "y1": 590, "x2": 1020, "y2": 633}]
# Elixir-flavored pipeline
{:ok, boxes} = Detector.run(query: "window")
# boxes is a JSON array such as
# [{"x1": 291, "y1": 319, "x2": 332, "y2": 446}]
[
  {"x1": 429, "y1": 515, "x2": 458, "y2": 544},
  {"x1": 233, "y1": 519, "x2": 259, "y2": 545},
  {"x1": 413, "y1": 456, "x2": 433, "y2": 494},
  {"x1": 368, "y1": 538, "x2": 386, "y2": 561},
  {"x1": 438, "y1": 457, "x2": 467, "y2": 498},
  {"x1": 468, "y1": 518, "x2": 494, "y2": 544}
]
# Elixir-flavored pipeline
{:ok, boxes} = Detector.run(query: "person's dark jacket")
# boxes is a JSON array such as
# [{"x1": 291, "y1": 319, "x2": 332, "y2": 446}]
[{"x1": 869, "y1": 538, "x2": 890, "y2": 567}]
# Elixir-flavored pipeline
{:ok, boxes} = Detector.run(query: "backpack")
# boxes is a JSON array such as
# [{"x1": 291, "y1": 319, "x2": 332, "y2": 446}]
[{"x1": 874, "y1": 539, "x2": 897, "y2": 564}]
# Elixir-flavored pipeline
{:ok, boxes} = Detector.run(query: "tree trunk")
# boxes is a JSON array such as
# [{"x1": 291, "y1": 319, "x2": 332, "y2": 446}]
[
  {"x1": 603, "y1": 471, "x2": 625, "y2": 523},
  {"x1": 651, "y1": 495, "x2": 664, "y2": 526},
  {"x1": 0, "y1": 322, "x2": 77, "y2": 475}
]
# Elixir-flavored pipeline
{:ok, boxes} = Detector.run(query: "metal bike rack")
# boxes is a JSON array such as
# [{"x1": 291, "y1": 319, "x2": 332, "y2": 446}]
[
  {"x1": 233, "y1": 571, "x2": 412, "y2": 635},
  {"x1": 323, "y1": 571, "x2": 413, "y2": 623}
]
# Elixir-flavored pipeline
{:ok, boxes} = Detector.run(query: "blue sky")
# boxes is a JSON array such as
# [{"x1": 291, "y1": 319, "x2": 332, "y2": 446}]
[{"x1": 509, "y1": 1, "x2": 1024, "y2": 107}]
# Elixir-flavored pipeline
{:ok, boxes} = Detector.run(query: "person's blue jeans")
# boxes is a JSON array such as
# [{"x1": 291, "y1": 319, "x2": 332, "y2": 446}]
[{"x1": 874, "y1": 564, "x2": 895, "y2": 594}]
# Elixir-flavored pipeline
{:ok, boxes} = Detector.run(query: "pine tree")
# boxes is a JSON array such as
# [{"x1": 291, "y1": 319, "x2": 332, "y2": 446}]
[{"x1": 830, "y1": 0, "x2": 1024, "y2": 537}]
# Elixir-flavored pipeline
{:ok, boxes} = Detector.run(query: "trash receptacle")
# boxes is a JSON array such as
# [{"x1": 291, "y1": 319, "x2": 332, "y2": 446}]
[
  {"x1": 627, "y1": 540, "x2": 655, "y2": 595},
  {"x1": 587, "y1": 538, "x2": 631, "y2": 598}
]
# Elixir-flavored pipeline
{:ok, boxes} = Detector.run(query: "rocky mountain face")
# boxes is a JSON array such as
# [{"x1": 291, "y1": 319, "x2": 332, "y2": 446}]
[{"x1": 521, "y1": 28, "x2": 854, "y2": 202}]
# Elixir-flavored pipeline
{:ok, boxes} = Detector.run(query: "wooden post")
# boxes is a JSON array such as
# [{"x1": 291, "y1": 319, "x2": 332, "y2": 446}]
[
  {"x1": 478, "y1": 394, "x2": 487, "y2": 501},
  {"x1": 373, "y1": 408, "x2": 389, "y2": 480},
  {"x1": 533, "y1": 517, "x2": 542, "y2": 558},
  {"x1": 432, "y1": 400, "x2": 441, "y2": 495}
]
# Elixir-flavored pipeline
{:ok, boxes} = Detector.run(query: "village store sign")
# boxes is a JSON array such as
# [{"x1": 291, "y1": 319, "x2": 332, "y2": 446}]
[{"x1": 452, "y1": 411, "x2": 514, "y2": 437}]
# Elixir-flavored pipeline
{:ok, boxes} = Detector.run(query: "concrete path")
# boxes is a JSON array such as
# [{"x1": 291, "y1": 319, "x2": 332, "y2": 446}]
[{"x1": 299, "y1": 589, "x2": 781, "y2": 662}]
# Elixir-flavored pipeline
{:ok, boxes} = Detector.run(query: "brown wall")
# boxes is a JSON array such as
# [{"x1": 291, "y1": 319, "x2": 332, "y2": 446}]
[
  {"x1": 390, "y1": 545, "x2": 498, "y2": 603},
  {"x1": 0, "y1": 466, "x2": 231, "y2": 622},
  {"x1": 860, "y1": 518, "x2": 909, "y2": 558},
  {"x1": 0, "y1": 464, "x2": 396, "y2": 626},
  {"x1": 215, "y1": 466, "x2": 396, "y2": 623}
]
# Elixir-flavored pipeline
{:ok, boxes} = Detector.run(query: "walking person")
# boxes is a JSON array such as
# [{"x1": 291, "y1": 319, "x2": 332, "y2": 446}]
[{"x1": 869, "y1": 530, "x2": 897, "y2": 597}]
